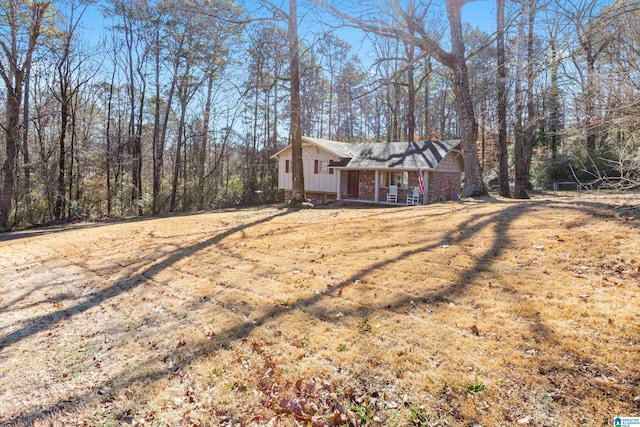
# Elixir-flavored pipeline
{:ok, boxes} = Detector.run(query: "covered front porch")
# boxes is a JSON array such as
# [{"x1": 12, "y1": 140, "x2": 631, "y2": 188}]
[{"x1": 334, "y1": 169, "x2": 428, "y2": 205}]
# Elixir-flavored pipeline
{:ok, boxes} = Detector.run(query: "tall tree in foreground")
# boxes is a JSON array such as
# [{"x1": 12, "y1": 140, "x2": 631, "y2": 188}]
[
  {"x1": 316, "y1": 0, "x2": 487, "y2": 197},
  {"x1": 0, "y1": 1, "x2": 50, "y2": 229},
  {"x1": 512, "y1": 0, "x2": 530, "y2": 199},
  {"x1": 401, "y1": 0, "x2": 418, "y2": 142},
  {"x1": 443, "y1": 0, "x2": 486, "y2": 196},
  {"x1": 522, "y1": 0, "x2": 538, "y2": 189},
  {"x1": 288, "y1": 0, "x2": 305, "y2": 203},
  {"x1": 496, "y1": 0, "x2": 511, "y2": 197}
]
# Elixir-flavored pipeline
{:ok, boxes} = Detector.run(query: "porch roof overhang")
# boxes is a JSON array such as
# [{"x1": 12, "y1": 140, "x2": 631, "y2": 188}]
[{"x1": 327, "y1": 158, "x2": 351, "y2": 168}]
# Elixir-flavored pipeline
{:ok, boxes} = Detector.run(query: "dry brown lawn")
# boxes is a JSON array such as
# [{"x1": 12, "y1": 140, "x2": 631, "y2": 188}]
[{"x1": 0, "y1": 193, "x2": 639, "y2": 426}]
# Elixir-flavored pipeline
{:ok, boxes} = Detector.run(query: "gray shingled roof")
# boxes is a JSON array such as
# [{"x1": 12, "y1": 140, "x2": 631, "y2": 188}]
[{"x1": 345, "y1": 140, "x2": 460, "y2": 170}]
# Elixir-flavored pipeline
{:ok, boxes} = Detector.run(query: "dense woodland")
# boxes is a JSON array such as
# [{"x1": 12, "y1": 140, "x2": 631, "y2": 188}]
[{"x1": 1, "y1": 0, "x2": 639, "y2": 229}]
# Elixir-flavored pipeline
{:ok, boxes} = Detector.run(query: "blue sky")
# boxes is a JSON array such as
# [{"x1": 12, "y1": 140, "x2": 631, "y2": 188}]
[
  {"x1": 77, "y1": 1, "x2": 497, "y2": 37},
  {"x1": 78, "y1": 0, "x2": 497, "y2": 57},
  {"x1": 318, "y1": 0, "x2": 496, "y2": 64},
  {"x1": 462, "y1": 1, "x2": 496, "y2": 30}
]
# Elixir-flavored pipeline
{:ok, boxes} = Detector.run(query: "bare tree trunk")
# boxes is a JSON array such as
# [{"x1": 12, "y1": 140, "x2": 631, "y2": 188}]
[
  {"x1": 404, "y1": 2, "x2": 416, "y2": 142},
  {"x1": 289, "y1": 0, "x2": 305, "y2": 203},
  {"x1": 169, "y1": 56, "x2": 201, "y2": 212},
  {"x1": 406, "y1": 57, "x2": 416, "y2": 142},
  {"x1": 105, "y1": 50, "x2": 117, "y2": 216},
  {"x1": 523, "y1": 0, "x2": 537, "y2": 189},
  {"x1": 23, "y1": 61, "x2": 32, "y2": 213},
  {"x1": 169, "y1": 113, "x2": 186, "y2": 212},
  {"x1": 271, "y1": 69, "x2": 279, "y2": 196},
  {"x1": 1, "y1": 92, "x2": 21, "y2": 229},
  {"x1": 151, "y1": 23, "x2": 163, "y2": 214},
  {"x1": 440, "y1": 84, "x2": 447, "y2": 138},
  {"x1": 392, "y1": 81, "x2": 400, "y2": 141},
  {"x1": 115, "y1": 116, "x2": 124, "y2": 215},
  {"x1": 135, "y1": 72, "x2": 145, "y2": 216},
  {"x1": 584, "y1": 50, "x2": 597, "y2": 151},
  {"x1": 385, "y1": 81, "x2": 393, "y2": 142},
  {"x1": 548, "y1": 36, "x2": 560, "y2": 162},
  {"x1": 496, "y1": 0, "x2": 511, "y2": 197},
  {"x1": 446, "y1": 0, "x2": 486, "y2": 197},
  {"x1": 244, "y1": 74, "x2": 260, "y2": 204},
  {"x1": 0, "y1": 1, "x2": 48, "y2": 230},
  {"x1": 68, "y1": 95, "x2": 78, "y2": 218},
  {"x1": 513, "y1": 0, "x2": 530, "y2": 199},
  {"x1": 55, "y1": 77, "x2": 69, "y2": 220},
  {"x1": 123, "y1": 11, "x2": 144, "y2": 216},
  {"x1": 198, "y1": 74, "x2": 214, "y2": 210},
  {"x1": 20, "y1": 2, "x2": 43, "y2": 223},
  {"x1": 424, "y1": 58, "x2": 431, "y2": 138},
  {"x1": 328, "y1": 74, "x2": 334, "y2": 139},
  {"x1": 157, "y1": 50, "x2": 182, "y2": 211},
  {"x1": 170, "y1": 76, "x2": 190, "y2": 212}
]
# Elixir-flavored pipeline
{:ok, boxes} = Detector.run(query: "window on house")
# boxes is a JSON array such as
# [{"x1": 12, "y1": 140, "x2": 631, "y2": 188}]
[
  {"x1": 381, "y1": 171, "x2": 408, "y2": 189},
  {"x1": 329, "y1": 160, "x2": 334, "y2": 175},
  {"x1": 314, "y1": 160, "x2": 331, "y2": 174},
  {"x1": 320, "y1": 161, "x2": 330, "y2": 174},
  {"x1": 285, "y1": 159, "x2": 290, "y2": 173}
]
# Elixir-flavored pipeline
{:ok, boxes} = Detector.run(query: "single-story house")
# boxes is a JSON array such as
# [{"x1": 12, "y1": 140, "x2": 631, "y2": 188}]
[{"x1": 271, "y1": 136, "x2": 464, "y2": 205}]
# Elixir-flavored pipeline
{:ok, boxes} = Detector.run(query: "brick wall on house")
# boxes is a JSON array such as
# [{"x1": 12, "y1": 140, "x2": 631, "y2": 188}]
[
  {"x1": 358, "y1": 171, "x2": 376, "y2": 201},
  {"x1": 408, "y1": 171, "x2": 420, "y2": 188},
  {"x1": 284, "y1": 190, "x2": 335, "y2": 205},
  {"x1": 428, "y1": 172, "x2": 461, "y2": 202},
  {"x1": 307, "y1": 192, "x2": 336, "y2": 205}
]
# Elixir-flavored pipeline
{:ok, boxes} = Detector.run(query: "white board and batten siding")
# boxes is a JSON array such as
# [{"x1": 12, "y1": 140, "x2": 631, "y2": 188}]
[{"x1": 277, "y1": 145, "x2": 338, "y2": 193}]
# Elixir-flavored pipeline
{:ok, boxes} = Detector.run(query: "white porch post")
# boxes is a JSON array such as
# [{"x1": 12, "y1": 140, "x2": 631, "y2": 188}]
[
  {"x1": 336, "y1": 169, "x2": 341, "y2": 201},
  {"x1": 374, "y1": 170, "x2": 379, "y2": 203}
]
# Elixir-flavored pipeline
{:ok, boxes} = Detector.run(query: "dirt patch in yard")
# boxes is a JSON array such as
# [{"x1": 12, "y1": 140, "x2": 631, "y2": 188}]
[{"x1": 0, "y1": 193, "x2": 639, "y2": 426}]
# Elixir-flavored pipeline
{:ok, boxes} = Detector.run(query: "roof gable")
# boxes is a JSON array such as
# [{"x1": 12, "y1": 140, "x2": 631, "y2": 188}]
[
  {"x1": 301, "y1": 137, "x2": 354, "y2": 158},
  {"x1": 271, "y1": 136, "x2": 354, "y2": 159}
]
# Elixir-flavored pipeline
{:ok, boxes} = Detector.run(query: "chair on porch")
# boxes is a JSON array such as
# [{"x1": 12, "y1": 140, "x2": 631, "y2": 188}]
[
  {"x1": 406, "y1": 186, "x2": 420, "y2": 205},
  {"x1": 386, "y1": 185, "x2": 398, "y2": 203}
]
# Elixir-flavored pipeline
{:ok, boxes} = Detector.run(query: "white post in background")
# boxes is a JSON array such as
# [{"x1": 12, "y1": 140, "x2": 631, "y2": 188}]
[{"x1": 336, "y1": 170, "x2": 341, "y2": 201}]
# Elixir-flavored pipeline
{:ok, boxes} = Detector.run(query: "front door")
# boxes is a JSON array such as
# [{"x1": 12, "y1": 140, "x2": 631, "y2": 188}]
[{"x1": 347, "y1": 170, "x2": 359, "y2": 198}]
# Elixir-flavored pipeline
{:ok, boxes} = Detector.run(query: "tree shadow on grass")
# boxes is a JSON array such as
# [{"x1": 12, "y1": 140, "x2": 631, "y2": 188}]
[
  {"x1": 0, "y1": 210, "x2": 291, "y2": 352},
  {"x1": 3, "y1": 196, "x2": 638, "y2": 425},
  {"x1": 0, "y1": 283, "x2": 62, "y2": 316}
]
